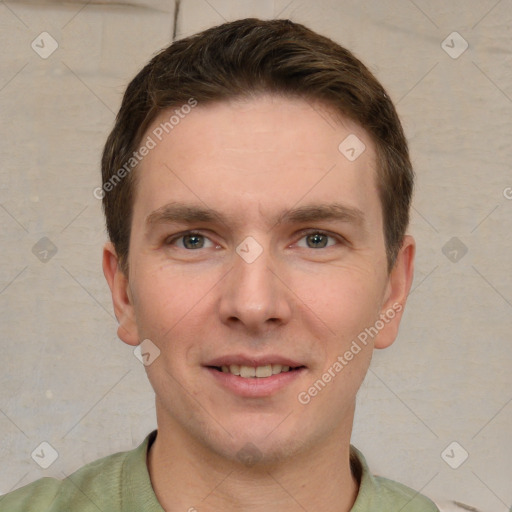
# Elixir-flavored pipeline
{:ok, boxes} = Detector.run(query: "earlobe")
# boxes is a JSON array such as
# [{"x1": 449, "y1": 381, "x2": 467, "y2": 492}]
[
  {"x1": 374, "y1": 235, "x2": 415, "y2": 349},
  {"x1": 102, "y1": 243, "x2": 140, "y2": 346}
]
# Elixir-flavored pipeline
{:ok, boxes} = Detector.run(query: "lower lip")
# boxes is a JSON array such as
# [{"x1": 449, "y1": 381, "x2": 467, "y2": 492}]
[{"x1": 206, "y1": 367, "x2": 306, "y2": 397}]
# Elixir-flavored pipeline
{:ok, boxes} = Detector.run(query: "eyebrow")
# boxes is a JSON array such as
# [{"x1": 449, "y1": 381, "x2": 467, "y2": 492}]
[
  {"x1": 145, "y1": 202, "x2": 366, "y2": 231},
  {"x1": 277, "y1": 203, "x2": 365, "y2": 227},
  {"x1": 146, "y1": 203, "x2": 225, "y2": 227}
]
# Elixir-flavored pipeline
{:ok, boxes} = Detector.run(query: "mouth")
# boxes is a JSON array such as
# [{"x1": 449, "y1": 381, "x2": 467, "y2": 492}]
[
  {"x1": 209, "y1": 363, "x2": 305, "y2": 379},
  {"x1": 204, "y1": 356, "x2": 307, "y2": 397}
]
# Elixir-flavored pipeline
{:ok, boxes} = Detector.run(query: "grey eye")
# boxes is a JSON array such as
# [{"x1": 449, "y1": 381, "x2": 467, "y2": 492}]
[
  {"x1": 182, "y1": 234, "x2": 206, "y2": 249},
  {"x1": 296, "y1": 232, "x2": 337, "y2": 249},
  {"x1": 306, "y1": 233, "x2": 328, "y2": 248}
]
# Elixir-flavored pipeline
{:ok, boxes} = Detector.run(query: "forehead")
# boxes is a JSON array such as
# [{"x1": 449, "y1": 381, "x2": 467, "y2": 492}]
[{"x1": 133, "y1": 95, "x2": 381, "y2": 231}]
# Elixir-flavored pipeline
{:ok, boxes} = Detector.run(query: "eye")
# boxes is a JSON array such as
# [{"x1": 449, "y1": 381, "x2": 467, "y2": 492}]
[
  {"x1": 167, "y1": 232, "x2": 217, "y2": 250},
  {"x1": 296, "y1": 231, "x2": 338, "y2": 249}
]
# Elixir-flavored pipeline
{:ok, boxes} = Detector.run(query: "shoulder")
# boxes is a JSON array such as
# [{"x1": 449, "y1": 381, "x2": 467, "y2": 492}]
[
  {"x1": 372, "y1": 475, "x2": 440, "y2": 511},
  {"x1": 0, "y1": 442, "x2": 141, "y2": 512},
  {"x1": 0, "y1": 476, "x2": 62, "y2": 512},
  {"x1": 350, "y1": 445, "x2": 439, "y2": 512}
]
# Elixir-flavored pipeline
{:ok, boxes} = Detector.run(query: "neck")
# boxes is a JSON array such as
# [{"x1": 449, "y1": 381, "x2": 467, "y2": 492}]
[{"x1": 147, "y1": 415, "x2": 359, "y2": 512}]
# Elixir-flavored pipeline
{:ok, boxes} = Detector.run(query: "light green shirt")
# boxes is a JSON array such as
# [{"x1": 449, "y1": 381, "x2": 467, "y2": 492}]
[{"x1": 0, "y1": 431, "x2": 439, "y2": 511}]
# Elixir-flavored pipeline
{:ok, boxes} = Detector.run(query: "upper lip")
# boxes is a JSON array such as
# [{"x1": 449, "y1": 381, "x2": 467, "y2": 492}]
[{"x1": 204, "y1": 354, "x2": 305, "y2": 368}]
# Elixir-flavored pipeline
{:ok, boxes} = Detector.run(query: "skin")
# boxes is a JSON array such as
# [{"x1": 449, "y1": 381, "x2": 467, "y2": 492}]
[{"x1": 103, "y1": 94, "x2": 415, "y2": 512}]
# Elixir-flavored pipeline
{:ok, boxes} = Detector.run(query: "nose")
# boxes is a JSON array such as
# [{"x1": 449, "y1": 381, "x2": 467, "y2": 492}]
[{"x1": 218, "y1": 243, "x2": 292, "y2": 333}]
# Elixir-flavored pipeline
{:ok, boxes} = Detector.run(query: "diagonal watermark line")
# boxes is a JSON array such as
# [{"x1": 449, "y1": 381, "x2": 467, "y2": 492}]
[
  {"x1": 0, "y1": 203, "x2": 29, "y2": 232},
  {"x1": 267, "y1": 267, "x2": 336, "y2": 335},
  {"x1": 61, "y1": 265, "x2": 116, "y2": 319},
  {"x1": 61, "y1": 61, "x2": 115, "y2": 114},
  {"x1": 268, "y1": 163, "x2": 337, "y2": 234},
  {"x1": 164, "y1": 165, "x2": 210, "y2": 205},
  {"x1": 397, "y1": 472, "x2": 439, "y2": 511},
  {"x1": 0, "y1": 266, "x2": 28, "y2": 296},
  {"x1": 471, "y1": 265, "x2": 512, "y2": 308},
  {"x1": 62, "y1": 472, "x2": 106, "y2": 512},
  {"x1": 472, "y1": 394, "x2": 512, "y2": 439},
  {"x1": 471, "y1": 470, "x2": 509, "y2": 507},
  {"x1": 267, "y1": 472, "x2": 310, "y2": 512},
  {"x1": 412, "y1": 206, "x2": 439, "y2": 233},
  {"x1": 200, "y1": 470, "x2": 235, "y2": 503},
  {"x1": 305, "y1": 99, "x2": 338, "y2": 131},
  {"x1": 369, "y1": 368, "x2": 439, "y2": 438},
  {"x1": 0, "y1": 62, "x2": 28, "y2": 94},
  {"x1": 164, "y1": 164, "x2": 232, "y2": 233},
  {"x1": 397, "y1": 62, "x2": 439, "y2": 104},
  {"x1": 407, "y1": 0, "x2": 439, "y2": 29},
  {"x1": 202, "y1": 0, "x2": 227, "y2": 22},
  {"x1": 263, "y1": 410, "x2": 293, "y2": 440},
  {"x1": 274, "y1": 0, "x2": 296, "y2": 19},
  {"x1": 60, "y1": 205, "x2": 88, "y2": 233},
  {"x1": 472, "y1": 61, "x2": 512, "y2": 104},
  {"x1": 472, "y1": 0, "x2": 504, "y2": 29},
  {"x1": 0, "y1": 408, "x2": 29, "y2": 438},
  {"x1": 163, "y1": 163, "x2": 238, "y2": 253},
  {"x1": 1, "y1": 1, "x2": 29, "y2": 28},
  {"x1": 61, "y1": 0, "x2": 93, "y2": 29},
  {"x1": 470, "y1": 204, "x2": 499, "y2": 233},
  {"x1": 0, "y1": 472, "x2": 30, "y2": 502},
  {"x1": 409, "y1": 265, "x2": 438, "y2": 295},
  {"x1": 62, "y1": 370, "x2": 131, "y2": 438}
]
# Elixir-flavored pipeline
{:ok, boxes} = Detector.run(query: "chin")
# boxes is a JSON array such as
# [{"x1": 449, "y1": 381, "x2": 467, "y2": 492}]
[
  {"x1": 214, "y1": 435, "x2": 303, "y2": 469},
  {"x1": 198, "y1": 415, "x2": 321, "y2": 469}
]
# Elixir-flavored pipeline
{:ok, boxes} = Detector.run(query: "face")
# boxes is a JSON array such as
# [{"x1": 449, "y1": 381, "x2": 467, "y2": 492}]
[{"x1": 104, "y1": 95, "x2": 414, "y2": 464}]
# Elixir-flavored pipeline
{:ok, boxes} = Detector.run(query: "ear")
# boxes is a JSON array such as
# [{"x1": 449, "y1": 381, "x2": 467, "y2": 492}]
[
  {"x1": 374, "y1": 235, "x2": 415, "y2": 349},
  {"x1": 102, "y1": 242, "x2": 140, "y2": 346}
]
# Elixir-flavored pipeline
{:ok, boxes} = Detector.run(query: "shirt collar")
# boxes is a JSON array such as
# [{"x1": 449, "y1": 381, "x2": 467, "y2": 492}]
[{"x1": 126, "y1": 431, "x2": 386, "y2": 511}]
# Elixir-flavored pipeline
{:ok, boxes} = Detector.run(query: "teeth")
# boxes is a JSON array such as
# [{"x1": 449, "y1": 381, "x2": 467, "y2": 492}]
[
  {"x1": 256, "y1": 365, "x2": 272, "y2": 378},
  {"x1": 272, "y1": 364, "x2": 282, "y2": 374},
  {"x1": 220, "y1": 364, "x2": 295, "y2": 378},
  {"x1": 240, "y1": 366, "x2": 256, "y2": 378},
  {"x1": 229, "y1": 364, "x2": 240, "y2": 376}
]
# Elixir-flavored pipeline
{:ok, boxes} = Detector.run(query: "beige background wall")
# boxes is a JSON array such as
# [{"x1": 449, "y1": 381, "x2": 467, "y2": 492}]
[{"x1": 0, "y1": 1, "x2": 511, "y2": 511}]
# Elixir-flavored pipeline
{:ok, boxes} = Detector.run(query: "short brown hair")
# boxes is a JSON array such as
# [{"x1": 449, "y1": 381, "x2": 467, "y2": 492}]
[{"x1": 101, "y1": 18, "x2": 413, "y2": 273}]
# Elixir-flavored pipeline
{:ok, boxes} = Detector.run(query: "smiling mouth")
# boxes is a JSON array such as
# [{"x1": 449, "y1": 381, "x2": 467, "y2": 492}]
[{"x1": 209, "y1": 364, "x2": 305, "y2": 378}]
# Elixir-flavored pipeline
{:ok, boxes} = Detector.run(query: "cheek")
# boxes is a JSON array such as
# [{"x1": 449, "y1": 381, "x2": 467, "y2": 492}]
[
  {"x1": 130, "y1": 262, "x2": 202, "y2": 340},
  {"x1": 129, "y1": 260, "x2": 224, "y2": 367},
  {"x1": 292, "y1": 266, "x2": 383, "y2": 343}
]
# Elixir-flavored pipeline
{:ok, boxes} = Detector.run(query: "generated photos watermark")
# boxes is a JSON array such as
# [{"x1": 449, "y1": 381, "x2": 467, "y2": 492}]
[
  {"x1": 298, "y1": 302, "x2": 402, "y2": 405},
  {"x1": 93, "y1": 98, "x2": 198, "y2": 200}
]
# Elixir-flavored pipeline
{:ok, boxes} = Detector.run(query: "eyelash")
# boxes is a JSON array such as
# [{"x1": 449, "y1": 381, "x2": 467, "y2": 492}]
[{"x1": 165, "y1": 229, "x2": 345, "y2": 249}]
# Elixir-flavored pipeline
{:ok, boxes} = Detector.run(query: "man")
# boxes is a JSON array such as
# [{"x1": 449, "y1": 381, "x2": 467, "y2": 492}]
[{"x1": 1, "y1": 18, "x2": 439, "y2": 511}]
